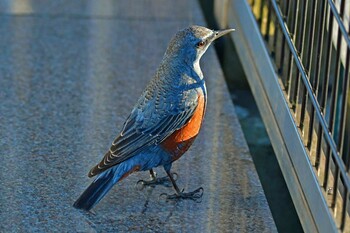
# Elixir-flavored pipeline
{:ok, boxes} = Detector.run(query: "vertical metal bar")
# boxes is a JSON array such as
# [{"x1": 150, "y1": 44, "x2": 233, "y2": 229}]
[
  {"x1": 272, "y1": 10, "x2": 278, "y2": 59},
  {"x1": 294, "y1": 0, "x2": 307, "y2": 62},
  {"x1": 304, "y1": 0, "x2": 317, "y2": 148},
  {"x1": 265, "y1": 0, "x2": 272, "y2": 42},
  {"x1": 329, "y1": 0, "x2": 345, "y2": 143},
  {"x1": 321, "y1": 1, "x2": 334, "y2": 191},
  {"x1": 340, "y1": 187, "x2": 349, "y2": 231},
  {"x1": 342, "y1": 14, "x2": 350, "y2": 171},
  {"x1": 278, "y1": 0, "x2": 290, "y2": 86},
  {"x1": 266, "y1": 0, "x2": 276, "y2": 58},
  {"x1": 295, "y1": 0, "x2": 308, "y2": 130},
  {"x1": 313, "y1": 0, "x2": 327, "y2": 169},
  {"x1": 299, "y1": 82, "x2": 307, "y2": 130},
  {"x1": 302, "y1": 0, "x2": 316, "y2": 71},
  {"x1": 287, "y1": 0, "x2": 300, "y2": 107},
  {"x1": 290, "y1": 1, "x2": 302, "y2": 111},
  {"x1": 332, "y1": 161, "x2": 340, "y2": 210},
  {"x1": 259, "y1": 0, "x2": 265, "y2": 29},
  {"x1": 290, "y1": 0, "x2": 307, "y2": 125},
  {"x1": 342, "y1": 47, "x2": 350, "y2": 170},
  {"x1": 314, "y1": 0, "x2": 327, "y2": 101},
  {"x1": 282, "y1": 0, "x2": 293, "y2": 90},
  {"x1": 319, "y1": 5, "x2": 333, "y2": 115}
]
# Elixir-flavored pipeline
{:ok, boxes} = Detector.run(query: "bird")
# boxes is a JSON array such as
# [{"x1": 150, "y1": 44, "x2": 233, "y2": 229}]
[{"x1": 73, "y1": 25, "x2": 234, "y2": 211}]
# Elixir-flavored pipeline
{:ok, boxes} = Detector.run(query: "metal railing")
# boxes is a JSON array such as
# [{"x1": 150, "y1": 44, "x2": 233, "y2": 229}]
[
  {"x1": 211, "y1": 0, "x2": 350, "y2": 231},
  {"x1": 249, "y1": 0, "x2": 350, "y2": 231}
]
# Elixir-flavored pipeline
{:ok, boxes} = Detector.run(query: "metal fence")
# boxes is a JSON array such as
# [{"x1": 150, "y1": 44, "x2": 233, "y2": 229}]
[{"x1": 249, "y1": 0, "x2": 350, "y2": 231}]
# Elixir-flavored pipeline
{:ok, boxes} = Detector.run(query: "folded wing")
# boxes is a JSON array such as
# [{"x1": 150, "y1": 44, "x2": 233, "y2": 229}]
[{"x1": 88, "y1": 90, "x2": 199, "y2": 177}]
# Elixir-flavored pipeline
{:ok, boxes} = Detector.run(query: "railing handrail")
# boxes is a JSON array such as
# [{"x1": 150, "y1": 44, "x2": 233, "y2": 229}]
[
  {"x1": 226, "y1": 0, "x2": 350, "y2": 231},
  {"x1": 271, "y1": 0, "x2": 350, "y2": 196}
]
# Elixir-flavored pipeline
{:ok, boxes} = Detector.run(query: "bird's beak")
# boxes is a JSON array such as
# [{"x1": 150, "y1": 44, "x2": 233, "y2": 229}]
[{"x1": 212, "y1": 28, "x2": 235, "y2": 41}]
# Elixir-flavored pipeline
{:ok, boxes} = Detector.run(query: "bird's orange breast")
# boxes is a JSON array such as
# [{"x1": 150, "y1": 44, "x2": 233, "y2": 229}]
[{"x1": 161, "y1": 93, "x2": 205, "y2": 160}]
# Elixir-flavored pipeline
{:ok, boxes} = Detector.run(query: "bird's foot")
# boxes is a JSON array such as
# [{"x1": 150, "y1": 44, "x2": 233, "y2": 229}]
[
  {"x1": 159, "y1": 187, "x2": 204, "y2": 202},
  {"x1": 136, "y1": 172, "x2": 178, "y2": 189}
]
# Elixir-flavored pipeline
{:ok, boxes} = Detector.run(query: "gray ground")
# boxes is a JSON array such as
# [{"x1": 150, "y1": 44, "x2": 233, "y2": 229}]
[{"x1": 0, "y1": 0, "x2": 276, "y2": 232}]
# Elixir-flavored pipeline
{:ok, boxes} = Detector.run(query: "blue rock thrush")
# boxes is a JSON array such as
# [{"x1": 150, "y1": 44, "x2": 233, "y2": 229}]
[{"x1": 73, "y1": 25, "x2": 234, "y2": 211}]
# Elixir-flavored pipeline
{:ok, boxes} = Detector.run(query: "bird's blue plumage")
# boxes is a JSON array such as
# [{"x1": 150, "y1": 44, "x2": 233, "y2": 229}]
[{"x1": 73, "y1": 25, "x2": 234, "y2": 210}]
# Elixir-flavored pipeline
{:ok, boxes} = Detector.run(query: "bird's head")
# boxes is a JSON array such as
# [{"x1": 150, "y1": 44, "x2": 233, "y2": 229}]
[{"x1": 163, "y1": 25, "x2": 235, "y2": 67}]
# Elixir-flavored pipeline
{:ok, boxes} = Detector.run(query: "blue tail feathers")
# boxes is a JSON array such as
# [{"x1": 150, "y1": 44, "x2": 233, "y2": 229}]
[
  {"x1": 73, "y1": 149, "x2": 166, "y2": 210},
  {"x1": 73, "y1": 169, "x2": 116, "y2": 211}
]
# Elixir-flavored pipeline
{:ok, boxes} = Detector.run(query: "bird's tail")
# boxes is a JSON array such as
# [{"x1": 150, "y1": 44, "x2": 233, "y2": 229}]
[
  {"x1": 73, "y1": 163, "x2": 140, "y2": 211},
  {"x1": 73, "y1": 169, "x2": 116, "y2": 211}
]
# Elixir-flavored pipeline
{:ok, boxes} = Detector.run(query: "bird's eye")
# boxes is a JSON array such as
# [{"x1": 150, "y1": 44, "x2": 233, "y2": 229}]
[{"x1": 197, "y1": 41, "x2": 205, "y2": 48}]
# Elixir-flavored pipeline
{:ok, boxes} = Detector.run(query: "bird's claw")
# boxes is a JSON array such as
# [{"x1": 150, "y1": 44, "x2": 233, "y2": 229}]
[
  {"x1": 159, "y1": 187, "x2": 204, "y2": 202},
  {"x1": 136, "y1": 172, "x2": 178, "y2": 190}
]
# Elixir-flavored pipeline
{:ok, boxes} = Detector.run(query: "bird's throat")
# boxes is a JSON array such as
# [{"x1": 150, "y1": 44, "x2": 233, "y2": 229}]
[{"x1": 193, "y1": 59, "x2": 203, "y2": 79}]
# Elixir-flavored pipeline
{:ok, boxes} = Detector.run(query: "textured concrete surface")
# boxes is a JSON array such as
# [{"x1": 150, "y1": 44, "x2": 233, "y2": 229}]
[{"x1": 0, "y1": 0, "x2": 276, "y2": 232}]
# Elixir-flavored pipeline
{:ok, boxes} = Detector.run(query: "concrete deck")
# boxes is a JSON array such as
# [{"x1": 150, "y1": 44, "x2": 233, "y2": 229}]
[{"x1": 0, "y1": 0, "x2": 276, "y2": 232}]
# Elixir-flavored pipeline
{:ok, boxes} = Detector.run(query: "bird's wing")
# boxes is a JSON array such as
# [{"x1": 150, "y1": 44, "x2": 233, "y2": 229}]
[{"x1": 88, "y1": 90, "x2": 199, "y2": 177}]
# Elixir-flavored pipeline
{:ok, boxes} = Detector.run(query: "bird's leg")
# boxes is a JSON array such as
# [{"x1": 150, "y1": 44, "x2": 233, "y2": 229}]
[
  {"x1": 149, "y1": 169, "x2": 157, "y2": 180},
  {"x1": 160, "y1": 170, "x2": 203, "y2": 201},
  {"x1": 137, "y1": 169, "x2": 178, "y2": 188}
]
